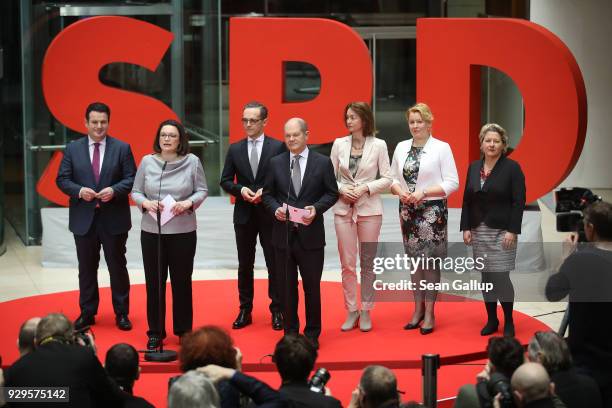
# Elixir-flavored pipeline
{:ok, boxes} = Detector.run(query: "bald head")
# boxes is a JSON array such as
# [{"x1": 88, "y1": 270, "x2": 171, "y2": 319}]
[
  {"x1": 511, "y1": 363, "x2": 552, "y2": 403},
  {"x1": 284, "y1": 117, "x2": 309, "y2": 154},
  {"x1": 18, "y1": 317, "x2": 41, "y2": 356},
  {"x1": 285, "y1": 117, "x2": 308, "y2": 133}
]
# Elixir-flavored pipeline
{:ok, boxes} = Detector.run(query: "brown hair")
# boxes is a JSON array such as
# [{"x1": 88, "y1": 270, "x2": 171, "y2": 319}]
[
  {"x1": 344, "y1": 101, "x2": 376, "y2": 137},
  {"x1": 179, "y1": 326, "x2": 237, "y2": 372},
  {"x1": 153, "y1": 119, "x2": 190, "y2": 156},
  {"x1": 584, "y1": 201, "x2": 612, "y2": 240},
  {"x1": 405, "y1": 102, "x2": 434, "y2": 123}
]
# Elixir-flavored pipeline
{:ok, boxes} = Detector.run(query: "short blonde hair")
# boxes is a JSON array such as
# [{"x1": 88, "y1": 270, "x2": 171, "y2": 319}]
[
  {"x1": 405, "y1": 102, "x2": 434, "y2": 123},
  {"x1": 479, "y1": 123, "x2": 509, "y2": 154}
]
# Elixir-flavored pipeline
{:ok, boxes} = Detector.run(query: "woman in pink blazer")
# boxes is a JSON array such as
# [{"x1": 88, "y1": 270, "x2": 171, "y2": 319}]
[
  {"x1": 330, "y1": 102, "x2": 392, "y2": 332},
  {"x1": 390, "y1": 103, "x2": 459, "y2": 335}
]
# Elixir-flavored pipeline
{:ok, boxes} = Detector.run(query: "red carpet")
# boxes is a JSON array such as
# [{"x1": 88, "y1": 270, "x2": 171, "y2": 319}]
[{"x1": 0, "y1": 279, "x2": 550, "y2": 407}]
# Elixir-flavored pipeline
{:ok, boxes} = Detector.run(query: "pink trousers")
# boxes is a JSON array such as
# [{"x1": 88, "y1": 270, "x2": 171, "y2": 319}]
[{"x1": 334, "y1": 212, "x2": 382, "y2": 311}]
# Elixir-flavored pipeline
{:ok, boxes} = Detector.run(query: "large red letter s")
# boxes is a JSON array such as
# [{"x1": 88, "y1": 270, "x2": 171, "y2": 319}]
[
  {"x1": 39, "y1": 16, "x2": 176, "y2": 206},
  {"x1": 229, "y1": 18, "x2": 372, "y2": 144},
  {"x1": 417, "y1": 19, "x2": 587, "y2": 207}
]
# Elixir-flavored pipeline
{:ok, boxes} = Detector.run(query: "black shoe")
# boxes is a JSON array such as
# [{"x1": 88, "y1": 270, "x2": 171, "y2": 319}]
[
  {"x1": 74, "y1": 314, "x2": 95, "y2": 331},
  {"x1": 503, "y1": 321, "x2": 515, "y2": 337},
  {"x1": 147, "y1": 335, "x2": 161, "y2": 350},
  {"x1": 480, "y1": 320, "x2": 499, "y2": 336},
  {"x1": 306, "y1": 336, "x2": 320, "y2": 350},
  {"x1": 232, "y1": 310, "x2": 252, "y2": 329},
  {"x1": 403, "y1": 316, "x2": 424, "y2": 330},
  {"x1": 420, "y1": 326, "x2": 434, "y2": 335},
  {"x1": 115, "y1": 314, "x2": 132, "y2": 331},
  {"x1": 272, "y1": 312, "x2": 283, "y2": 331}
]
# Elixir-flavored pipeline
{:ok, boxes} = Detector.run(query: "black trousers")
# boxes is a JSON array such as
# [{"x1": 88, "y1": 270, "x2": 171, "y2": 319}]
[
  {"x1": 74, "y1": 212, "x2": 130, "y2": 317},
  {"x1": 234, "y1": 206, "x2": 280, "y2": 313},
  {"x1": 141, "y1": 230, "x2": 196, "y2": 337},
  {"x1": 275, "y1": 231, "x2": 324, "y2": 339}
]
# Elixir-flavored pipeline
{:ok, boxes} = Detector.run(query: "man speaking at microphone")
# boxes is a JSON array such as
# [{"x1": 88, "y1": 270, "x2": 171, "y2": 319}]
[
  {"x1": 56, "y1": 102, "x2": 136, "y2": 332},
  {"x1": 263, "y1": 118, "x2": 339, "y2": 349}
]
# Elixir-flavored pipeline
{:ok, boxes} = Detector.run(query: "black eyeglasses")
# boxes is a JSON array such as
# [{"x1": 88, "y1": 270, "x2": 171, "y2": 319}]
[{"x1": 241, "y1": 118, "x2": 262, "y2": 125}]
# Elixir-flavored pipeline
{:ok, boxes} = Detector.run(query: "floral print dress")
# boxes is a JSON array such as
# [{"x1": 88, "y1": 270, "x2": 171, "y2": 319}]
[{"x1": 399, "y1": 146, "x2": 448, "y2": 258}]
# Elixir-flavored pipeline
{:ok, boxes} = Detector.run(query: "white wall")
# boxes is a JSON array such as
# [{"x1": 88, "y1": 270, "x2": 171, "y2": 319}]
[{"x1": 531, "y1": 0, "x2": 612, "y2": 189}]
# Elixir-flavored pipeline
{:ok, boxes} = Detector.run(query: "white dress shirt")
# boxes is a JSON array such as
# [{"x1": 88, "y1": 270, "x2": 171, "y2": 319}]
[{"x1": 390, "y1": 135, "x2": 459, "y2": 198}]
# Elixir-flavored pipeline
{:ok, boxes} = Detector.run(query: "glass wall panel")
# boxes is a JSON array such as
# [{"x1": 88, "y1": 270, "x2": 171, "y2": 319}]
[
  {"x1": 481, "y1": 67, "x2": 524, "y2": 151},
  {"x1": 373, "y1": 38, "x2": 417, "y2": 156},
  {"x1": 13, "y1": 0, "x2": 221, "y2": 244},
  {"x1": 2, "y1": 1, "x2": 25, "y2": 244}
]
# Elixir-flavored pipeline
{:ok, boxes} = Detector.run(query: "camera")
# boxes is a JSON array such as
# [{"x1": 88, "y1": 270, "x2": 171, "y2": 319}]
[
  {"x1": 476, "y1": 372, "x2": 515, "y2": 408},
  {"x1": 73, "y1": 326, "x2": 94, "y2": 350},
  {"x1": 555, "y1": 187, "x2": 601, "y2": 242},
  {"x1": 308, "y1": 368, "x2": 330, "y2": 393}
]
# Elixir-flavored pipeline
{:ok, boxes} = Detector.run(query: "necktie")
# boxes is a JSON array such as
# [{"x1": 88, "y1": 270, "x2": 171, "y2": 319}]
[
  {"x1": 92, "y1": 142, "x2": 100, "y2": 184},
  {"x1": 249, "y1": 139, "x2": 259, "y2": 178},
  {"x1": 291, "y1": 155, "x2": 301, "y2": 195}
]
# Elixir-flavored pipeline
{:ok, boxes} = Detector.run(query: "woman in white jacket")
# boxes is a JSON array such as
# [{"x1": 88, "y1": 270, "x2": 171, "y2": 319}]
[
  {"x1": 390, "y1": 103, "x2": 459, "y2": 335},
  {"x1": 330, "y1": 102, "x2": 392, "y2": 332}
]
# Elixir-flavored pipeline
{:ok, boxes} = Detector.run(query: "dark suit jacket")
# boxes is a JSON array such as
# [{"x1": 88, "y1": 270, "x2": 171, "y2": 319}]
[
  {"x1": 262, "y1": 150, "x2": 339, "y2": 250},
  {"x1": 56, "y1": 136, "x2": 136, "y2": 236},
  {"x1": 231, "y1": 371, "x2": 288, "y2": 408},
  {"x1": 220, "y1": 135, "x2": 286, "y2": 225},
  {"x1": 4, "y1": 341, "x2": 127, "y2": 408},
  {"x1": 460, "y1": 155, "x2": 526, "y2": 234},
  {"x1": 279, "y1": 382, "x2": 342, "y2": 408}
]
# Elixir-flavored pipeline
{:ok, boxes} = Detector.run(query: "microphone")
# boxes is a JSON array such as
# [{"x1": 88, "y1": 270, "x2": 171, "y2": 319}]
[{"x1": 157, "y1": 161, "x2": 168, "y2": 218}]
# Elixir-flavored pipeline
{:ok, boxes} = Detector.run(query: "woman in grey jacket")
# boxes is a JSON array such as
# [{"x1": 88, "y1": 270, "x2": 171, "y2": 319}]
[{"x1": 131, "y1": 119, "x2": 208, "y2": 350}]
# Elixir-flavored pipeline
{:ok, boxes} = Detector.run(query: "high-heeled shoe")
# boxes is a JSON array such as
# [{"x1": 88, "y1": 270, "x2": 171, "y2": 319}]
[
  {"x1": 403, "y1": 315, "x2": 424, "y2": 330},
  {"x1": 359, "y1": 310, "x2": 372, "y2": 332},
  {"x1": 341, "y1": 311, "x2": 360, "y2": 331},
  {"x1": 420, "y1": 326, "x2": 434, "y2": 335},
  {"x1": 480, "y1": 320, "x2": 499, "y2": 336}
]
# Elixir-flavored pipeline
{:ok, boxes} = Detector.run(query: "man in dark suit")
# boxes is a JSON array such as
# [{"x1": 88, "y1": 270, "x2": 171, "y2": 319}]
[
  {"x1": 273, "y1": 334, "x2": 342, "y2": 407},
  {"x1": 4, "y1": 313, "x2": 127, "y2": 408},
  {"x1": 56, "y1": 102, "x2": 136, "y2": 331},
  {"x1": 263, "y1": 118, "x2": 338, "y2": 348},
  {"x1": 105, "y1": 343, "x2": 154, "y2": 407},
  {"x1": 220, "y1": 101, "x2": 286, "y2": 330}
]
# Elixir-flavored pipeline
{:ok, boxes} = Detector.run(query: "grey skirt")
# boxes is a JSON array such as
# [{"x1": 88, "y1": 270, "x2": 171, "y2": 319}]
[{"x1": 471, "y1": 223, "x2": 517, "y2": 272}]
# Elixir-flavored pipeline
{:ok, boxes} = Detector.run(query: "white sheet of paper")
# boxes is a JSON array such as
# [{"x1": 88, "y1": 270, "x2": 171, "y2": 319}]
[
  {"x1": 148, "y1": 194, "x2": 177, "y2": 226},
  {"x1": 281, "y1": 203, "x2": 311, "y2": 225}
]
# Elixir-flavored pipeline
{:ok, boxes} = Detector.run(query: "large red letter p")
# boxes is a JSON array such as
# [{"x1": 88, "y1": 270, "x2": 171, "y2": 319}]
[{"x1": 229, "y1": 18, "x2": 372, "y2": 144}]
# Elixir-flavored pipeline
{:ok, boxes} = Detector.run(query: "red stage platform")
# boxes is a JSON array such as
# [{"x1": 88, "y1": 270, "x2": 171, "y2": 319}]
[{"x1": 0, "y1": 280, "x2": 550, "y2": 406}]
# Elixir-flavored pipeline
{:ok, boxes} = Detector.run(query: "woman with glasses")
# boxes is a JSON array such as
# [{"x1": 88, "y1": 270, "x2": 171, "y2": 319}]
[
  {"x1": 460, "y1": 123, "x2": 525, "y2": 337},
  {"x1": 390, "y1": 102, "x2": 459, "y2": 335},
  {"x1": 330, "y1": 102, "x2": 392, "y2": 332},
  {"x1": 131, "y1": 119, "x2": 208, "y2": 350}
]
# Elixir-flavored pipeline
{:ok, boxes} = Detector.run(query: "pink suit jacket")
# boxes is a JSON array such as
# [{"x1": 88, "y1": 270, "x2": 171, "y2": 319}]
[{"x1": 330, "y1": 135, "x2": 392, "y2": 217}]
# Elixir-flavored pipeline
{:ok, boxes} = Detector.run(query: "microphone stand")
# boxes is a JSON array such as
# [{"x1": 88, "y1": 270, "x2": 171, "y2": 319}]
[{"x1": 145, "y1": 161, "x2": 177, "y2": 362}]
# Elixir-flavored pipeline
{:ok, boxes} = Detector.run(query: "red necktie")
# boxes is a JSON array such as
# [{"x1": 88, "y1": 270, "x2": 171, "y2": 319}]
[{"x1": 92, "y1": 142, "x2": 100, "y2": 184}]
